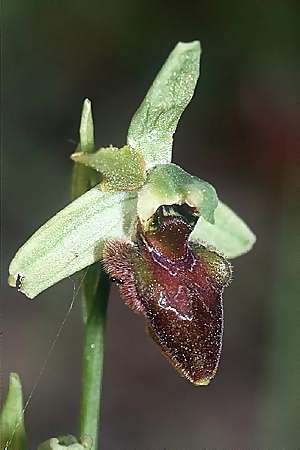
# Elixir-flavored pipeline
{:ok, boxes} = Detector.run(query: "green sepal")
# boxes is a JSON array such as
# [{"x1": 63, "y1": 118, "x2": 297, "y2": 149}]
[
  {"x1": 137, "y1": 163, "x2": 218, "y2": 225},
  {"x1": 189, "y1": 201, "x2": 256, "y2": 259},
  {"x1": 8, "y1": 188, "x2": 137, "y2": 298},
  {"x1": 38, "y1": 435, "x2": 92, "y2": 450},
  {"x1": 127, "y1": 41, "x2": 201, "y2": 167},
  {"x1": 71, "y1": 145, "x2": 146, "y2": 192},
  {"x1": 0, "y1": 373, "x2": 27, "y2": 450}
]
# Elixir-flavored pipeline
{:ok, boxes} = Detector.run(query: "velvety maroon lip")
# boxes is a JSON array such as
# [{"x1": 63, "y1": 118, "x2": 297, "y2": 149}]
[{"x1": 103, "y1": 206, "x2": 232, "y2": 385}]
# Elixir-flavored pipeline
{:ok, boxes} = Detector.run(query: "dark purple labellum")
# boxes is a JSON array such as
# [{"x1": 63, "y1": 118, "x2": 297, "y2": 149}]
[{"x1": 103, "y1": 206, "x2": 232, "y2": 385}]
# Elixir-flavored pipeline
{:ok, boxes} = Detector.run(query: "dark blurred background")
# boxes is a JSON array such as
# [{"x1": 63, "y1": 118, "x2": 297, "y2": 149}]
[{"x1": 2, "y1": 1, "x2": 300, "y2": 449}]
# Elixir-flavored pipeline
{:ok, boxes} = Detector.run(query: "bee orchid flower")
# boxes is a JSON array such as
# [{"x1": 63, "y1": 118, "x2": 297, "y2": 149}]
[{"x1": 8, "y1": 41, "x2": 255, "y2": 385}]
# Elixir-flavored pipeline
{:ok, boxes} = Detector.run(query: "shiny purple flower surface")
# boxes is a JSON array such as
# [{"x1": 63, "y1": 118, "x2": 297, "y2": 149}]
[{"x1": 104, "y1": 205, "x2": 232, "y2": 385}]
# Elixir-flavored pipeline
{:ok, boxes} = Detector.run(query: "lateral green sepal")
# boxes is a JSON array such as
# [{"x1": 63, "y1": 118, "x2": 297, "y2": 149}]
[
  {"x1": 8, "y1": 188, "x2": 137, "y2": 298},
  {"x1": 189, "y1": 201, "x2": 256, "y2": 258}
]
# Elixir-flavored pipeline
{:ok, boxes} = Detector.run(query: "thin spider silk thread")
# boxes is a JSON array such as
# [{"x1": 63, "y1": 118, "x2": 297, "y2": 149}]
[{"x1": 5, "y1": 268, "x2": 89, "y2": 449}]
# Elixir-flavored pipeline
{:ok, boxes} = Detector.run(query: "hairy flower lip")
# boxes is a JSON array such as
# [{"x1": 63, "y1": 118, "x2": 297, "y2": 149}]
[
  {"x1": 103, "y1": 212, "x2": 231, "y2": 385},
  {"x1": 194, "y1": 377, "x2": 212, "y2": 386},
  {"x1": 138, "y1": 213, "x2": 196, "y2": 271},
  {"x1": 149, "y1": 245, "x2": 195, "y2": 275},
  {"x1": 139, "y1": 234, "x2": 196, "y2": 274}
]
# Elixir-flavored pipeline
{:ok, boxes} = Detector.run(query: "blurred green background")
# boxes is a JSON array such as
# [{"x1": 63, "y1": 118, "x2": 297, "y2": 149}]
[{"x1": 2, "y1": 1, "x2": 300, "y2": 449}]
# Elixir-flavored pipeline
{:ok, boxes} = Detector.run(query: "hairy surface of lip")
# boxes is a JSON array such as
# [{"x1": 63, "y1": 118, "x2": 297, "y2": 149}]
[{"x1": 103, "y1": 206, "x2": 232, "y2": 385}]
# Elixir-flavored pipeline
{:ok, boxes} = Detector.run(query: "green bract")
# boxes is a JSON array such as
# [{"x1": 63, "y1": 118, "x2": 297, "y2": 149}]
[
  {"x1": 38, "y1": 435, "x2": 92, "y2": 450},
  {"x1": 0, "y1": 373, "x2": 27, "y2": 450},
  {"x1": 8, "y1": 40, "x2": 255, "y2": 299}
]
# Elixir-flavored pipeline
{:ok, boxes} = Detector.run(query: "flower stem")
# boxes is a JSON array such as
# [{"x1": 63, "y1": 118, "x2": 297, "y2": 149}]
[
  {"x1": 72, "y1": 98, "x2": 110, "y2": 449},
  {"x1": 79, "y1": 265, "x2": 111, "y2": 449}
]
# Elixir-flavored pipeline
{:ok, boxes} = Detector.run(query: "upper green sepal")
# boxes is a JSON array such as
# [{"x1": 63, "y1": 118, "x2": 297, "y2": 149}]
[
  {"x1": 127, "y1": 41, "x2": 201, "y2": 167},
  {"x1": 0, "y1": 373, "x2": 27, "y2": 450},
  {"x1": 38, "y1": 435, "x2": 92, "y2": 450},
  {"x1": 189, "y1": 201, "x2": 256, "y2": 259},
  {"x1": 71, "y1": 145, "x2": 146, "y2": 192},
  {"x1": 137, "y1": 163, "x2": 218, "y2": 225}
]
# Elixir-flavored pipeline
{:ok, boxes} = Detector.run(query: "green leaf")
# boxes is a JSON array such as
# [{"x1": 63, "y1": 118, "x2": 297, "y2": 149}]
[
  {"x1": 127, "y1": 41, "x2": 201, "y2": 167},
  {"x1": 137, "y1": 163, "x2": 218, "y2": 225},
  {"x1": 71, "y1": 145, "x2": 146, "y2": 192},
  {"x1": 38, "y1": 435, "x2": 92, "y2": 450},
  {"x1": 8, "y1": 188, "x2": 137, "y2": 298},
  {"x1": 0, "y1": 373, "x2": 27, "y2": 450},
  {"x1": 189, "y1": 201, "x2": 256, "y2": 259}
]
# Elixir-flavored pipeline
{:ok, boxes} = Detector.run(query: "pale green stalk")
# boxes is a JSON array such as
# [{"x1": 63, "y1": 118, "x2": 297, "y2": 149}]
[
  {"x1": 79, "y1": 266, "x2": 110, "y2": 449},
  {"x1": 72, "y1": 99, "x2": 110, "y2": 450}
]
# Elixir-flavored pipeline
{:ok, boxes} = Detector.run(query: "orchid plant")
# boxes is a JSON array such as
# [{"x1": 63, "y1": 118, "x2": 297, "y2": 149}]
[{"x1": 3, "y1": 41, "x2": 255, "y2": 450}]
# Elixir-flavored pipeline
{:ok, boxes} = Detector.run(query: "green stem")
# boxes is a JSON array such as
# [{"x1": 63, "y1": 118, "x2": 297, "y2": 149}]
[
  {"x1": 79, "y1": 266, "x2": 111, "y2": 449},
  {"x1": 73, "y1": 98, "x2": 109, "y2": 449}
]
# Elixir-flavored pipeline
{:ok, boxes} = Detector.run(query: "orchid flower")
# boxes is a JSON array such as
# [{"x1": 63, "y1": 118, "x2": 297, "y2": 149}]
[{"x1": 8, "y1": 41, "x2": 255, "y2": 386}]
